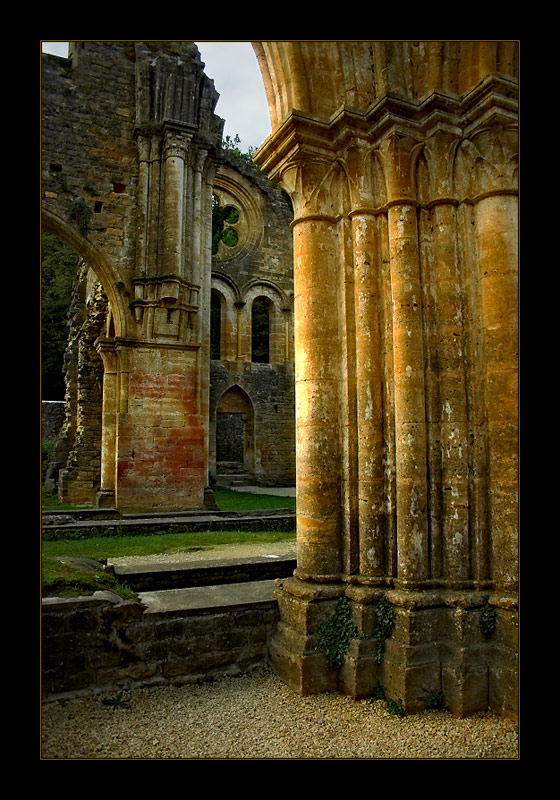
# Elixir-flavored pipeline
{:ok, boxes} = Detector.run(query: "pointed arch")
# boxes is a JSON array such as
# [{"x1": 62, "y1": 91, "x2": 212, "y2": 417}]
[
  {"x1": 215, "y1": 384, "x2": 255, "y2": 478},
  {"x1": 41, "y1": 206, "x2": 127, "y2": 338}
]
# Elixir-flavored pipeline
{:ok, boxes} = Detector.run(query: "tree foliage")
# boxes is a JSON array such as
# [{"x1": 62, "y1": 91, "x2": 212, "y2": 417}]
[{"x1": 41, "y1": 232, "x2": 80, "y2": 399}]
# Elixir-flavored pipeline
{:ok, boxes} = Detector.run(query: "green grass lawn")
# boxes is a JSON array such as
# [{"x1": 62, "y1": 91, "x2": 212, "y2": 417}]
[
  {"x1": 42, "y1": 486, "x2": 295, "y2": 513},
  {"x1": 42, "y1": 487, "x2": 296, "y2": 597},
  {"x1": 213, "y1": 487, "x2": 295, "y2": 512},
  {"x1": 42, "y1": 527, "x2": 296, "y2": 561}
]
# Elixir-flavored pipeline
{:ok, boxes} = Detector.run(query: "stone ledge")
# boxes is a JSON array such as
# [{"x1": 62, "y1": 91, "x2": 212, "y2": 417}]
[
  {"x1": 138, "y1": 579, "x2": 278, "y2": 614},
  {"x1": 112, "y1": 554, "x2": 296, "y2": 591}
]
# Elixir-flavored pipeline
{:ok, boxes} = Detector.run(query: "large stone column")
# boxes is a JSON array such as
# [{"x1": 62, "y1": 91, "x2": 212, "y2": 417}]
[
  {"x1": 382, "y1": 134, "x2": 430, "y2": 586},
  {"x1": 430, "y1": 199, "x2": 471, "y2": 583},
  {"x1": 254, "y1": 52, "x2": 518, "y2": 717},
  {"x1": 161, "y1": 128, "x2": 189, "y2": 277},
  {"x1": 267, "y1": 155, "x2": 347, "y2": 694},
  {"x1": 292, "y1": 212, "x2": 343, "y2": 582}
]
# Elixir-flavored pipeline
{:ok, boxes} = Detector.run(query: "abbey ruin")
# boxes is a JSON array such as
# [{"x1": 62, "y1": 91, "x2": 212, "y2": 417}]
[{"x1": 41, "y1": 41, "x2": 518, "y2": 719}]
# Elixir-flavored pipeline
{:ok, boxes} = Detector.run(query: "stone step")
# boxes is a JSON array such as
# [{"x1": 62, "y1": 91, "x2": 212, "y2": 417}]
[
  {"x1": 42, "y1": 508, "x2": 295, "y2": 539},
  {"x1": 110, "y1": 553, "x2": 296, "y2": 593},
  {"x1": 138, "y1": 579, "x2": 278, "y2": 614}
]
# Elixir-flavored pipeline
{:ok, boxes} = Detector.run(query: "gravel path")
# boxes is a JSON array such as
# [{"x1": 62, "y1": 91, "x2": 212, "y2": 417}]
[
  {"x1": 106, "y1": 539, "x2": 297, "y2": 568},
  {"x1": 41, "y1": 667, "x2": 518, "y2": 760}
]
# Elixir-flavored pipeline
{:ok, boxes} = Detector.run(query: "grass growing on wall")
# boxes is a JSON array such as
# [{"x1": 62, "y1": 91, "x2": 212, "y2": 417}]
[{"x1": 42, "y1": 557, "x2": 138, "y2": 600}]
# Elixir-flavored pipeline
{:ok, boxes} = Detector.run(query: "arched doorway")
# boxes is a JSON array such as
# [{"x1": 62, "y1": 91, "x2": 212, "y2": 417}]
[{"x1": 215, "y1": 386, "x2": 255, "y2": 484}]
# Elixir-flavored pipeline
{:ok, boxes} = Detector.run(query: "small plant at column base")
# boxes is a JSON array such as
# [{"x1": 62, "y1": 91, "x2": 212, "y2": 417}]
[
  {"x1": 425, "y1": 690, "x2": 446, "y2": 710},
  {"x1": 371, "y1": 682, "x2": 405, "y2": 716},
  {"x1": 318, "y1": 596, "x2": 361, "y2": 673},
  {"x1": 384, "y1": 697, "x2": 405, "y2": 717},
  {"x1": 373, "y1": 594, "x2": 395, "y2": 664},
  {"x1": 479, "y1": 596, "x2": 497, "y2": 638},
  {"x1": 102, "y1": 692, "x2": 129, "y2": 709}
]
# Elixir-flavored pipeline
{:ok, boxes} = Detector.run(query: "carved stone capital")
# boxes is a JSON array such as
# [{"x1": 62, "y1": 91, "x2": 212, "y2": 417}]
[{"x1": 162, "y1": 126, "x2": 192, "y2": 161}]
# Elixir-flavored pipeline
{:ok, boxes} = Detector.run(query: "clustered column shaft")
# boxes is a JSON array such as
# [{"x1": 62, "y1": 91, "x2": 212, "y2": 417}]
[
  {"x1": 292, "y1": 215, "x2": 343, "y2": 581},
  {"x1": 352, "y1": 212, "x2": 386, "y2": 579}
]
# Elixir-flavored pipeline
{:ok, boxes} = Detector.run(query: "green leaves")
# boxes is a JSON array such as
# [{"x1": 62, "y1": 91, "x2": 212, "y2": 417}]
[
  {"x1": 480, "y1": 596, "x2": 497, "y2": 638},
  {"x1": 318, "y1": 594, "x2": 396, "y2": 672},
  {"x1": 318, "y1": 597, "x2": 360, "y2": 673},
  {"x1": 373, "y1": 595, "x2": 395, "y2": 664}
]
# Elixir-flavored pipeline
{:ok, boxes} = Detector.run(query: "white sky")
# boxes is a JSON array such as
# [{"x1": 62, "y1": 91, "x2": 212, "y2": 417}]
[{"x1": 41, "y1": 40, "x2": 271, "y2": 152}]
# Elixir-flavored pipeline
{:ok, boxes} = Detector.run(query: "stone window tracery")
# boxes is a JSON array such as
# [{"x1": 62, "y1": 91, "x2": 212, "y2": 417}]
[{"x1": 212, "y1": 195, "x2": 240, "y2": 255}]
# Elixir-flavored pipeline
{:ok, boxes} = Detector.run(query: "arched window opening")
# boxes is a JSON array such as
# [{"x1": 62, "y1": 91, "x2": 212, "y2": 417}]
[
  {"x1": 251, "y1": 297, "x2": 270, "y2": 363},
  {"x1": 210, "y1": 289, "x2": 222, "y2": 360}
]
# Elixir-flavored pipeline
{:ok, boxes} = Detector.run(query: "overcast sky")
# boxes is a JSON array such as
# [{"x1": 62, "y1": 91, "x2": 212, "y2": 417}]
[{"x1": 41, "y1": 41, "x2": 271, "y2": 152}]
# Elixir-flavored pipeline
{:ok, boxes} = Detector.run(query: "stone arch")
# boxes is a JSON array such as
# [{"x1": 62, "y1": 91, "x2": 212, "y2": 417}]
[
  {"x1": 41, "y1": 207, "x2": 126, "y2": 338},
  {"x1": 214, "y1": 384, "x2": 255, "y2": 480}
]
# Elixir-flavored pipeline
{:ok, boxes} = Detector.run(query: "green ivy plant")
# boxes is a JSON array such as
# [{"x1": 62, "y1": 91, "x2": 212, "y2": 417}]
[
  {"x1": 373, "y1": 595, "x2": 395, "y2": 664},
  {"x1": 318, "y1": 597, "x2": 360, "y2": 673},
  {"x1": 102, "y1": 692, "x2": 129, "y2": 709},
  {"x1": 480, "y1": 596, "x2": 497, "y2": 638},
  {"x1": 372, "y1": 682, "x2": 405, "y2": 716},
  {"x1": 425, "y1": 690, "x2": 446, "y2": 710},
  {"x1": 384, "y1": 697, "x2": 405, "y2": 717}
]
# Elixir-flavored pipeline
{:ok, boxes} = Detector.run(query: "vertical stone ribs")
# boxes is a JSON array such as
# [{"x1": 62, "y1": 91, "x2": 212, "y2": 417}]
[
  {"x1": 134, "y1": 43, "x2": 222, "y2": 139},
  {"x1": 257, "y1": 74, "x2": 518, "y2": 592},
  {"x1": 252, "y1": 42, "x2": 518, "y2": 714},
  {"x1": 132, "y1": 43, "x2": 224, "y2": 343}
]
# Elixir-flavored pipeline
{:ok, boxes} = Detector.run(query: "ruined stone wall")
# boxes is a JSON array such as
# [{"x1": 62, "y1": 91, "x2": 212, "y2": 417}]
[
  {"x1": 41, "y1": 43, "x2": 139, "y2": 304},
  {"x1": 42, "y1": 42, "x2": 225, "y2": 512},
  {"x1": 44, "y1": 149, "x2": 296, "y2": 500},
  {"x1": 210, "y1": 362, "x2": 295, "y2": 485},
  {"x1": 42, "y1": 592, "x2": 278, "y2": 699},
  {"x1": 42, "y1": 402, "x2": 65, "y2": 443},
  {"x1": 209, "y1": 152, "x2": 295, "y2": 486},
  {"x1": 43, "y1": 264, "x2": 107, "y2": 502}
]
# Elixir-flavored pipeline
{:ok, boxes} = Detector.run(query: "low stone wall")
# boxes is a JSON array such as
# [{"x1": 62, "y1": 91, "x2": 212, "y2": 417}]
[{"x1": 42, "y1": 589, "x2": 279, "y2": 700}]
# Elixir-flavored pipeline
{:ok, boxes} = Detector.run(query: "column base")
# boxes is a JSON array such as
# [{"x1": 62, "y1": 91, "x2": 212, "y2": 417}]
[
  {"x1": 267, "y1": 577, "x2": 343, "y2": 695},
  {"x1": 267, "y1": 577, "x2": 518, "y2": 719},
  {"x1": 95, "y1": 489, "x2": 116, "y2": 508}
]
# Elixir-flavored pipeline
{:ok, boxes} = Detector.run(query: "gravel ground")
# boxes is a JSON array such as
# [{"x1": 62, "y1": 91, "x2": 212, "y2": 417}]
[{"x1": 41, "y1": 667, "x2": 518, "y2": 760}]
